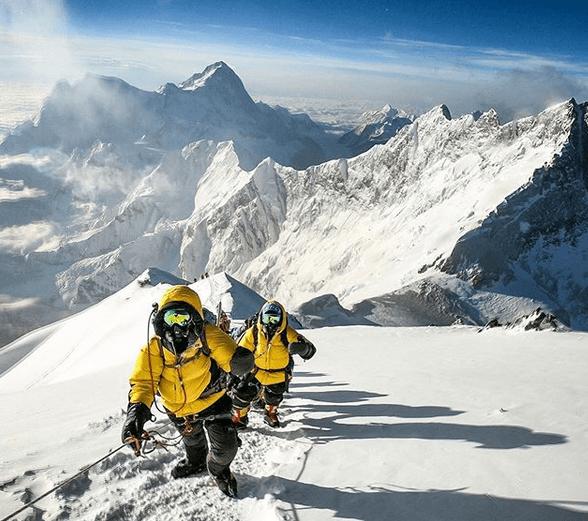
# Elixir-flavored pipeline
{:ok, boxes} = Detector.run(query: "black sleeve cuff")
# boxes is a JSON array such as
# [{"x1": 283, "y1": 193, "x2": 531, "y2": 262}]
[{"x1": 230, "y1": 346, "x2": 254, "y2": 376}]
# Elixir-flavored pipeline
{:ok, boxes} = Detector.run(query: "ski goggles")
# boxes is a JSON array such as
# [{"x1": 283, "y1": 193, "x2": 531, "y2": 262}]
[
  {"x1": 261, "y1": 312, "x2": 281, "y2": 325},
  {"x1": 163, "y1": 308, "x2": 192, "y2": 327}
]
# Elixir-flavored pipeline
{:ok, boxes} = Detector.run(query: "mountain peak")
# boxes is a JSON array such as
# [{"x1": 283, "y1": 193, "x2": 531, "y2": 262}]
[
  {"x1": 78, "y1": 73, "x2": 137, "y2": 91},
  {"x1": 178, "y1": 61, "x2": 243, "y2": 91},
  {"x1": 438, "y1": 104, "x2": 452, "y2": 120},
  {"x1": 419, "y1": 104, "x2": 452, "y2": 123}
]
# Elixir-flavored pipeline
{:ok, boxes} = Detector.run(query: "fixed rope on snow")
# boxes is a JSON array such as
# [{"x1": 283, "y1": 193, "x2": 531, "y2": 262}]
[
  {"x1": 0, "y1": 443, "x2": 127, "y2": 521},
  {"x1": 0, "y1": 427, "x2": 183, "y2": 521}
]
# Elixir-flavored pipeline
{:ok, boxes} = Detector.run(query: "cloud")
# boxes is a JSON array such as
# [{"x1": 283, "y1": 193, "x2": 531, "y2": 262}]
[
  {"x1": 0, "y1": 1, "x2": 587, "y2": 124},
  {"x1": 473, "y1": 66, "x2": 588, "y2": 121},
  {"x1": 0, "y1": 0, "x2": 80, "y2": 85},
  {"x1": 0, "y1": 222, "x2": 59, "y2": 254}
]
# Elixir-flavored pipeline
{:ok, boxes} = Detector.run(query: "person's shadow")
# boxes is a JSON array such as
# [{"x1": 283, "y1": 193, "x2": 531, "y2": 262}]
[
  {"x1": 258, "y1": 374, "x2": 577, "y2": 519},
  {"x1": 284, "y1": 388, "x2": 566, "y2": 449},
  {"x1": 245, "y1": 390, "x2": 577, "y2": 517},
  {"x1": 243, "y1": 476, "x2": 588, "y2": 521}
]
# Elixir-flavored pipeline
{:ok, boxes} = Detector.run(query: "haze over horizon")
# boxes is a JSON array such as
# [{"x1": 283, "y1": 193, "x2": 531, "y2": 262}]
[{"x1": 1, "y1": 0, "x2": 588, "y2": 129}]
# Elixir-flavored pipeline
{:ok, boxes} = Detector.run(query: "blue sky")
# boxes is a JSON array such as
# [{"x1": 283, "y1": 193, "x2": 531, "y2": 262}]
[
  {"x1": 65, "y1": 0, "x2": 588, "y2": 57},
  {"x1": 1, "y1": 0, "x2": 588, "y2": 119}
]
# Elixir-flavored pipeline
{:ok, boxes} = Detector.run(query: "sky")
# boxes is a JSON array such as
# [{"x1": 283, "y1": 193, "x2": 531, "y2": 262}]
[{"x1": 1, "y1": 0, "x2": 588, "y2": 121}]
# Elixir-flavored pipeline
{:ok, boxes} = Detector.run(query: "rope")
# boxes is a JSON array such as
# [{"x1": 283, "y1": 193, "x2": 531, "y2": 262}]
[
  {"x1": 0, "y1": 443, "x2": 127, "y2": 521},
  {"x1": 0, "y1": 424, "x2": 194, "y2": 521}
]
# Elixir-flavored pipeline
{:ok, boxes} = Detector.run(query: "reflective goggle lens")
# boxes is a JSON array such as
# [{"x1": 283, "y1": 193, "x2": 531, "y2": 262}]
[
  {"x1": 163, "y1": 309, "x2": 192, "y2": 327},
  {"x1": 261, "y1": 312, "x2": 281, "y2": 325}
]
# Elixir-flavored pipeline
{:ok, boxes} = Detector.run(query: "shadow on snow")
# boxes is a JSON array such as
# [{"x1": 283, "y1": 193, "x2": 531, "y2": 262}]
[{"x1": 245, "y1": 477, "x2": 588, "y2": 521}]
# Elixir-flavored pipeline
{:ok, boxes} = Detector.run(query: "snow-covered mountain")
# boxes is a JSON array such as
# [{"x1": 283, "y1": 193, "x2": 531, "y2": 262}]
[
  {"x1": 164, "y1": 98, "x2": 585, "y2": 329},
  {"x1": 0, "y1": 62, "x2": 346, "y2": 171},
  {"x1": 339, "y1": 104, "x2": 413, "y2": 155},
  {"x1": 0, "y1": 268, "x2": 267, "y2": 376},
  {"x1": 1, "y1": 92, "x2": 587, "y2": 346},
  {"x1": 1, "y1": 276, "x2": 587, "y2": 520}
]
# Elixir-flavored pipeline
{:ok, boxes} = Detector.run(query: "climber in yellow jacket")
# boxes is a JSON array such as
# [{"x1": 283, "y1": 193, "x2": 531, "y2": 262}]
[
  {"x1": 231, "y1": 301, "x2": 316, "y2": 428},
  {"x1": 121, "y1": 285, "x2": 253, "y2": 497}
]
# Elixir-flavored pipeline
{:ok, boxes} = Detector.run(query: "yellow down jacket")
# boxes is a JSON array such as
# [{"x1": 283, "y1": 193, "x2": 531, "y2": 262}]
[
  {"x1": 238, "y1": 301, "x2": 300, "y2": 385},
  {"x1": 128, "y1": 285, "x2": 237, "y2": 417}
]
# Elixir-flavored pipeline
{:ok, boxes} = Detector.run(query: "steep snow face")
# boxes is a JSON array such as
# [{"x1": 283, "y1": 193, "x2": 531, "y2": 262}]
[
  {"x1": 339, "y1": 104, "x2": 413, "y2": 155},
  {"x1": 0, "y1": 62, "x2": 345, "y2": 171},
  {"x1": 439, "y1": 101, "x2": 588, "y2": 328},
  {"x1": 231, "y1": 101, "x2": 581, "y2": 314}
]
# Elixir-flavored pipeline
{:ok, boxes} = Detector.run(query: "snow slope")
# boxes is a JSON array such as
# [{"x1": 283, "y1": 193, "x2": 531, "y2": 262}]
[
  {"x1": 266, "y1": 326, "x2": 588, "y2": 520},
  {"x1": 0, "y1": 269, "x2": 266, "y2": 377},
  {"x1": 1, "y1": 288, "x2": 587, "y2": 520}
]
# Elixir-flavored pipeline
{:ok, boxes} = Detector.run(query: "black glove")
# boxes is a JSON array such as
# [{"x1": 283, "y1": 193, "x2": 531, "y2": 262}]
[
  {"x1": 288, "y1": 341, "x2": 306, "y2": 356},
  {"x1": 121, "y1": 402, "x2": 151, "y2": 446},
  {"x1": 230, "y1": 346, "x2": 254, "y2": 376},
  {"x1": 288, "y1": 340, "x2": 316, "y2": 360}
]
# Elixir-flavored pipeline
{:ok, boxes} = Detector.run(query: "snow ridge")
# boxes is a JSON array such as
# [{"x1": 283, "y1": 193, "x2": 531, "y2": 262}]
[{"x1": 1, "y1": 96, "x2": 588, "y2": 346}]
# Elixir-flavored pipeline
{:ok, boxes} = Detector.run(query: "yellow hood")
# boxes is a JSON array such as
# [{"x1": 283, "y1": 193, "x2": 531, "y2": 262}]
[
  {"x1": 258, "y1": 300, "x2": 288, "y2": 335},
  {"x1": 159, "y1": 285, "x2": 203, "y2": 318}
]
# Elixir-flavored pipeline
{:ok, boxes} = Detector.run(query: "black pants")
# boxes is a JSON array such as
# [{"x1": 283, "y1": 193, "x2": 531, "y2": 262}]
[
  {"x1": 167, "y1": 394, "x2": 238, "y2": 477},
  {"x1": 232, "y1": 372, "x2": 288, "y2": 408}
]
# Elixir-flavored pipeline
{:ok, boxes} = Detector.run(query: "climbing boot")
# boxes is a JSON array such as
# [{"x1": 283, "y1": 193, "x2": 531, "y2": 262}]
[
  {"x1": 231, "y1": 407, "x2": 249, "y2": 431},
  {"x1": 214, "y1": 469, "x2": 238, "y2": 498},
  {"x1": 264, "y1": 404, "x2": 280, "y2": 428},
  {"x1": 171, "y1": 458, "x2": 207, "y2": 479}
]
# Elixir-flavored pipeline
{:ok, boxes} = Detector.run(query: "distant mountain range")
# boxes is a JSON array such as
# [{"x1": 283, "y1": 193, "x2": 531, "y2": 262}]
[
  {"x1": 339, "y1": 104, "x2": 413, "y2": 155},
  {"x1": 0, "y1": 61, "x2": 351, "y2": 171},
  {"x1": 0, "y1": 61, "x2": 587, "y2": 346}
]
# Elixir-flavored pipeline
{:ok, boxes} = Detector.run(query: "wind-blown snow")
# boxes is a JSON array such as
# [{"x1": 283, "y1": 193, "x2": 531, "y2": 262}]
[{"x1": 0, "y1": 62, "x2": 346, "y2": 172}]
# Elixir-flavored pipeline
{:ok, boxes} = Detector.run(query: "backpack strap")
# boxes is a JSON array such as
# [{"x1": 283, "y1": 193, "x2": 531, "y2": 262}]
[
  {"x1": 252, "y1": 322, "x2": 258, "y2": 348},
  {"x1": 199, "y1": 324, "x2": 211, "y2": 357},
  {"x1": 280, "y1": 327, "x2": 289, "y2": 348}
]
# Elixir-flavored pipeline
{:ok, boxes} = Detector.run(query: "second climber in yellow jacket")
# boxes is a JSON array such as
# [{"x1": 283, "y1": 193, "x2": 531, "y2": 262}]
[
  {"x1": 121, "y1": 285, "x2": 253, "y2": 497},
  {"x1": 231, "y1": 301, "x2": 316, "y2": 428}
]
